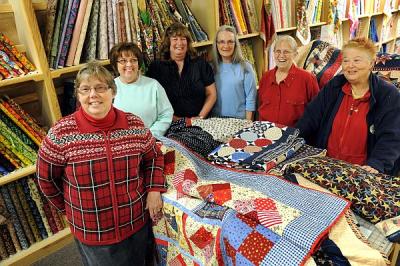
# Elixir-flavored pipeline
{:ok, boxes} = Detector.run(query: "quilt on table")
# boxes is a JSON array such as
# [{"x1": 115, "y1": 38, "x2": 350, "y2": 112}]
[
  {"x1": 165, "y1": 118, "x2": 222, "y2": 157},
  {"x1": 284, "y1": 157, "x2": 400, "y2": 224},
  {"x1": 158, "y1": 137, "x2": 350, "y2": 266},
  {"x1": 191, "y1": 117, "x2": 253, "y2": 143},
  {"x1": 373, "y1": 53, "x2": 400, "y2": 90},
  {"x1": 208, "y1": 121, "x2": 304, "y2": 172},
  {"x1": 269, "y1": 144, "x2": 327, "y2": 175}
]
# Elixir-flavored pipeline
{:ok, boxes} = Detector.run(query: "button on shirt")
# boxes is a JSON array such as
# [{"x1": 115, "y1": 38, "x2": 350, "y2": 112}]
[{"x1": 258, "y1": 64, "x2": 319, "y2": 127}]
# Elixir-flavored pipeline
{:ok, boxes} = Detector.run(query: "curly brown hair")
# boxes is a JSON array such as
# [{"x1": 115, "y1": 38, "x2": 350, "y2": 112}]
[{"x1": 158, "y1": 22, "x2": 197, "y2": 60}]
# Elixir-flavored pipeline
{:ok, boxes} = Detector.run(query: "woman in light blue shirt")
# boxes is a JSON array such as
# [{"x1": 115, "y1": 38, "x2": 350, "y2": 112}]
[
  {"x1": 211, "y1": 25, "x2": 257, "y2": 120},
  {"x1": 110, "y1": 42, "x2": 173, "y2": 137}
]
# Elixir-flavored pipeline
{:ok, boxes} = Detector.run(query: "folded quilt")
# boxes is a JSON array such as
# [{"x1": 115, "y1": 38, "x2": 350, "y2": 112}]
[
  {"x1": 159, "y1": 137, "x2": 350, "y2": 265},
  {"x1": 284, "y1": 156, "x2": 400, "y2": 224},
  {"x1": 208, "y1": 121, "x2": 304, "y2": 172},
  {"x1": 191, "y1": 117, "x2": 253, "y2": 143},
  {"x1": 165, "y1": 118, "x2": 222, "y2": 157}
]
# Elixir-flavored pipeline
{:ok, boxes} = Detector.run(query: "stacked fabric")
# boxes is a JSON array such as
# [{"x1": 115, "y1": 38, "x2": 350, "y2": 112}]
[
  {"x1": 0, "y1": 96, "x2": 46, "y2": 174},
  {"x1": 218, "y1": 0, "x2": 259, "y2": 35},
  {"x1": 0, "y1": 33, "x2": 36, "y2": 80},
  {"x1": 0, "y1": 175, "x2": 67, "y2": 262},
  {"x1": 208, "y1": 121, "x2": 304, "y2": 172},
  {"x1": 44, "y1": 0, "x2": 208, "y2": 69}
]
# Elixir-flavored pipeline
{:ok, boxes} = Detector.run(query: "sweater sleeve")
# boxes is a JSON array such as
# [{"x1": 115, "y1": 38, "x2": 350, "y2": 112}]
[
  {"x1": 142, "y1": 138, "x2": 167, "y2": 192},
  {"x1": 149, "y1": 81, "x2": 174, "y2": 137},
  {"x1": 36, "y1": 128, "x2": 66, "y2": 212},
  {"x1": 244, "y1": 62, "x2": 257, "y2": 111}
]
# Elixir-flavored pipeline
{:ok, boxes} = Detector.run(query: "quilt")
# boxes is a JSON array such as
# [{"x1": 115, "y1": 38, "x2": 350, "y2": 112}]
[
  {"x1": 208, "y1": 121, "x2": 304, "y2": 172},
  {"x1": 284, "y1": 157, "x2": 400, "y2": 224},
  {"x1": 155, "y1": 137, "x2": 350, "y2": 265}
]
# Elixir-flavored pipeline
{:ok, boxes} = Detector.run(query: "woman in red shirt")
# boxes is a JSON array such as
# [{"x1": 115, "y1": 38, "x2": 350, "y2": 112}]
[
  {"x1": 258, "y1": 35, "x2": 319, "y2": 127},
  {"x1": 296, "y1": 38, "x2": 400, "y2": 175}
]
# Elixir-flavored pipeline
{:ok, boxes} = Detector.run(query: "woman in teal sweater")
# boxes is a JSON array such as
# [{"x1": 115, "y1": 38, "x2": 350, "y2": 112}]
[{"x1": 110, "y1": 42, "x2": 173, "y2": 137}]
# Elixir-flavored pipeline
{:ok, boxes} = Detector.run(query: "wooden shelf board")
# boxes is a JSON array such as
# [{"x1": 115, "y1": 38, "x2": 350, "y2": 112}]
[
  {"x1": 51, "y1": 60, "x2": 110, "y2": 78},
  {"x1": 0, "y1": 72, "x2": 43, "y2": 87},
  {"x1": 0, "y1": 3, "x2": 12, "y2": 13},
  {"x1": 0, "y1": 2, "x2": 46, "y2": 12},
  {"x1": 238, "y1": 32, "x2": 260, "y2": 39},
  {"x1": 192, "y1": 40, "x2": 213, "y2": 48},
  {"x1": 382, "y1": 37, "x2": 395, "y2": 44},
  {"x1": 5, "y1": 228, "x2": 73, "y2": 266},
  {"x1": 276, "y1": 26, "x2": 297, "y2": 32},
  {"x1": 310, "y1": 22, "x2": 327, "y2": 27},
  {"x1": 0, "y1": 165, "x2": 36, "y2": 186},
  {"x1": 32, "y1": 2, "x2": 47, "y2": 10}
]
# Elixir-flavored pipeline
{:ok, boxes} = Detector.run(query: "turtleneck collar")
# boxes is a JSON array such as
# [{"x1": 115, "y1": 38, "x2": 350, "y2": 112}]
[{"x1": 75, "y1": 106, "x2": 129, "y2": 133}]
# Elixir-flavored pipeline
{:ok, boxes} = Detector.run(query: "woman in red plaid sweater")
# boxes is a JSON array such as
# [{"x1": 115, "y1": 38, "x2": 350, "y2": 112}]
[{"x1": 36, "y1": 62, "x2": 167, "y2": 265}]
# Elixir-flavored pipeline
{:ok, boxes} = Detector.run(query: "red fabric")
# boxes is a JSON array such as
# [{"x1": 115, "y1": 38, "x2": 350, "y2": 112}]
[
  {"x1": 260, "y1": 2, "x2": 275, "y2": 48},
  {"x1": 258, "y1": 64, "x2": 319, "y2": 127},
  {"x1": 37, "y1": 108, "x2": 166, "y2": 245},
  {"x1": 327, "y1": 83, "x2": 370, "y2": 165}
]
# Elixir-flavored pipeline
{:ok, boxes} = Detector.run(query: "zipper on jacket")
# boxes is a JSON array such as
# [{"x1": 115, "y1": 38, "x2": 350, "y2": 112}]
[{"x1": 104, "y1": 130, "x2": 121, "y2": 241}]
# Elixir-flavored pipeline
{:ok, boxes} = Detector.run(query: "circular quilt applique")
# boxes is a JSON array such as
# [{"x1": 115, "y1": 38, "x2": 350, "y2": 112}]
[
  {"x1": 229, "y1": 138, "x2": 247, "y2": 149},
  {"x1": 217, "y1": 146, "x2": 236, "y2": 157},
  {"x1": 244, "y1": 146, "x2": 262, "y2": 153},
  {"x1": 239, "y1": 131, "x2": 258, "y2": 142},
  {"x1": 254, "y1": 138, "x2": 273, "y2": 147},
  {"x1": 232, "y1": 152, "x2": 251, "y2": 161},
  {"x1": 264, "y1": 127, "x2": 282, "y2": 140}
]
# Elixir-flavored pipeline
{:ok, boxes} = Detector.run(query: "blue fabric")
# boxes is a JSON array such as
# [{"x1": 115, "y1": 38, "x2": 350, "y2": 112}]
[
  {"x1": 296, "y1": 73, "x2": 400, "y2": 175},
  {"x1": 213, "y1": 62, "x2": 257, "y2": 119}
]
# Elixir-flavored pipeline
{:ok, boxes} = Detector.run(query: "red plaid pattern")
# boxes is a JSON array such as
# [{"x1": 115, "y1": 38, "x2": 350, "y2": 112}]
[{"x1": 36, "y1": 109, "x2": 166, "y2": 245}]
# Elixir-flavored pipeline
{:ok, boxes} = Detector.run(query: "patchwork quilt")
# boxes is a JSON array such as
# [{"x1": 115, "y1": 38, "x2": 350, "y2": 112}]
[
  {"x1": 284, "y1": 157, "x2": 400, "y2": 224},
  {"x1": 155, "y1": 137, "x2": 350, "y2": 266},
  {"x1": 208, "y1": 121, "x2": 304, "y2": 172}
]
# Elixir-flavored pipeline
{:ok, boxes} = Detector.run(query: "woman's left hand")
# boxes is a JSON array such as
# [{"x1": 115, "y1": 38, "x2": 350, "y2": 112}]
[
  {"x1": 360, "y1": 165, "x2": 379, "y2": 174},
  {"x1": 146, "y1": 191, "x2": 163, "y2": 221}
]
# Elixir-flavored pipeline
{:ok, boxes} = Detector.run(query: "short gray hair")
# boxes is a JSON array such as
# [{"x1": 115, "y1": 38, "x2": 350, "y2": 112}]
[{"x1": 273, "y1": 35, "x2": 298, "y2": 53}]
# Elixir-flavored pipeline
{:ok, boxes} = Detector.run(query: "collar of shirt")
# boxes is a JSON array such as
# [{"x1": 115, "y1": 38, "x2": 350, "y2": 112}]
[
  {"x1": 342, "y1": 82, "x2": 371, "y2": 102},
  {"x1": 269, "y1": 63, "x2": 297, "y2": 87},
  {"x1": 75, "y1": 107, "x2": 129, "y2": 133}
]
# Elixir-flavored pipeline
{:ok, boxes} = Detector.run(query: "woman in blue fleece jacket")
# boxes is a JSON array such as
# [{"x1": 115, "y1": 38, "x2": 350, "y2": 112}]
[{"x1": 296, "y1": 38, "x2": 400, "y2": 175}]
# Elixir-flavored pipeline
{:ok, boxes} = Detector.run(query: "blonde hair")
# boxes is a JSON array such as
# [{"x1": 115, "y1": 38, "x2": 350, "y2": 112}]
[
  {"x1": 74, "y1": 61, "x2": 117, "y2": 96},
  {"x1": 342, "y1": 37, "x2": 377, "y2": 61}
]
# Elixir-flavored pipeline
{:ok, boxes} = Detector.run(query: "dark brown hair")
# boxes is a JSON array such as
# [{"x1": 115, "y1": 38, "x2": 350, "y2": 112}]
[
  {"x1": 158, "y1": 22, "x2": 197, "y2": 60},
  {"x1": 109, "y1": 42, "x2": 144, "y2": 74}
]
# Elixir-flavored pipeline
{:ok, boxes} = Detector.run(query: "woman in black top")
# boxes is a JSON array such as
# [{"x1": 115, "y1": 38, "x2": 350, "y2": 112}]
[{"x1": 147, "y1": 22, "x2": 217, "y2": 120}]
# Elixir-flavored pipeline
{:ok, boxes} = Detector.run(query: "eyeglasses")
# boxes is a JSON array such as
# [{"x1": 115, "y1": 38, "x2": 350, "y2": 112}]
[
  {"x1": 117, "y1": 58, "x2": 139, "y2": 65},
  {"x1": 77, "y1": 85, "x2": 110, "y2": 95},
  {"x1": 217, "y1": 40, "x2": 235, "y2": 46},
  {"x1": 273, "y1": 50, "x2": 294, "y2": 56}
]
